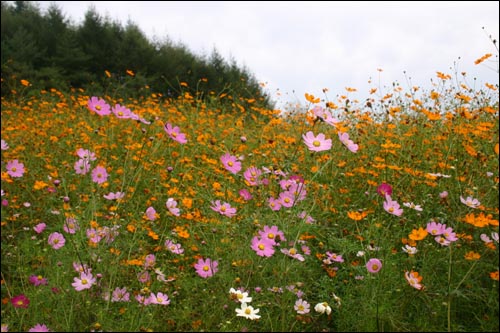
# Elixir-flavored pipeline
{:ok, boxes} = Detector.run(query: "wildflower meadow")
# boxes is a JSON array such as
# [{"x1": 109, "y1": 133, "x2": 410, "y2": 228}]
[{"x1": 1, "y1": 54, "x2": 499, "y2": 332}]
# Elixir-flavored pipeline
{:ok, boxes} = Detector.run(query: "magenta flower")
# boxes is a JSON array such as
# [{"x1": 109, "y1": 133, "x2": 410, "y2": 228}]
[
  {"x1": 111, "y1": 287, "x2": 130, "y2": 302},
  {"x1": 6, "y1": 159, "x2": 25, "y2": 178},
  {"x1": 278, "y1": 191, "x2": 295, "y2": 208},
  {"x1": 194, "y1": 257, "x2": 218, "y2": 278},
  {"x1": 111, "y1": 103, "x2": 133, "y2": 119},
  {"x1": 302, "y1": 131, "x2": 332, "y2": 152},
  {"x1": 338, "y1": 132, "x2": 359, "y2": 153},
  {"x1": 164, "y1": 123, "x2": 187, "y2": 144},
  {"x1": 442, "y1": 226, "x2": 458, "y2": 242},
  {"x1": 91, "y1": 165, "x2": 108, "y2": 184},
  {"x1": 239, "y1": 189, "x2": 253, "y2": 201},
  {"x1": 29, "y1": 275, "x2": 48, "y2": 286},
  {"x1": 87, "y1": 96, "x2": 111, "y2": 116},
  {"x1": 376, "y1": 183, "x2": 392, "y2": 197},
  {"x1": 383, "y1": 195, "x2": 403, "y2": 216},
  {"x1": 72, "y1": 272, "x2": 96, "y2": 291},
  {"x1": 28, "y1": 323, "x2": 50, "y2": 332},
  {"x1": 460, "y1": 195, "x2": 481, "y2": 209},
  {"x1": 11, "y1": 294, "x2": 30, "y2": 308},
  {"x1": 220, "y1": 153, "x2": 242, "y2": 174},
  {"x1": 74, "y1": 159, "x2": 90, "y2": 175},
  {"x1": 251, "y1": 236, "x2": 275, "y2": 257},
  {"x1": 258, "y1": 225, "x2": 286, "y2": 245},
  {"x1": 166, "y1": 198, "x2": 180, "y2": 216},
  {"x1": 366, "y1": 258, "x2": 382, "y2": 273},
  {"x1": 33, "y1": 222, "x2": 46, "y2": 234},
  {"x1": 48, "y1": 232, "x2": 65, "y2": 250},
  {"x1": 210, "y1": 200, "x2": 237, "y2": 217}
]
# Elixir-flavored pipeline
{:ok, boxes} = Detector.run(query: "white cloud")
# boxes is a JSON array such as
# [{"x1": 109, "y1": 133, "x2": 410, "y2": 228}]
[{"x1": 35, "y1": 1, "x2": 500, "y2": 109}]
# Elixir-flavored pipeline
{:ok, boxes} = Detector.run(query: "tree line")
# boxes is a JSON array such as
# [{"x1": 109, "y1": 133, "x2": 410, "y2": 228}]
[{"x1": 1, "y1": 1, "x2": 273, "y2": 109}]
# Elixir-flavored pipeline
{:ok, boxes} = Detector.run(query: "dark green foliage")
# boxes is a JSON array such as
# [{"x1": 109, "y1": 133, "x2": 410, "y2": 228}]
[{"x1": 0, "y1": 1, "x2": 273, "y2": 109}]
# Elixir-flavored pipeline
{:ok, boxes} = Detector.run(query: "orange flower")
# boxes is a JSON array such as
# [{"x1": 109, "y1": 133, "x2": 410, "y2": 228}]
[
  {"x1": 495, "y1": 143, "x2": 499, "y2": 155},
  {"x1": 474, "y1": 53, "x2": 492, "y2": 65},
  {"x1": 347, "y1": 211, "x2": 368, "y2": 221},
  {"x1": 20, "y1": 79, "x2": 30, "y2": 87},
  {"x1": 464, "y1": 251, "x2": 481, "y2": 260},
  {"x1": 409, "y1": 227, "x2": 428, "y2": 241},
  {"x1": 126, "y1": 69, "x2": 135, "y2": 76},
  {"x1": 490, "y1": 271, "x2": 499, "y2": 281},
  {"x1": 33, "y1": 180, "x2": 49, "y2": 190},
  {"x1": 305, "y1": 93, "x2": 320, "y2": 103}
]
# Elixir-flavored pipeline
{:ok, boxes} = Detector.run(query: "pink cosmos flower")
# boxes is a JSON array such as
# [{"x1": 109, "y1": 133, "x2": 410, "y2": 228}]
[
  {"x1": 1, "y1": 139, "x2": 8, "y2": 150},
  {"x1": 29, "y1": 275, "x2": 48, "y2": 286},
  {"x1": 147, "y1": 292, "x2": 170, "y2": 305},
  {"x1": 439, "y1": 191, "x2": 449, "y2": 199},
  {"x1": 383, "y1": 195, "x2": 403, "y2": 216},
  {"x1": 74, "y1": 159, "x2": 90, "y2": 175},
  {"x1": 28, "y1": 323, "x2": 50, "y2": 332},
  {"x1": 338, "y1": 132, "x2": 359, "y2": 153},
  {"x1": 251, "y1": 236, "x2": 275, "y2": 257},
  {"x1": 76, "y1": 148, "x2": 96, "y2": 161},
  {"x1": 403, "y1": 202, "x2": 423, "y2": 211},
  {"x1": 48, "y1": 232, "x2": 65, "y2": 249},
  {"x1": 86, "y1": 228, "x2": 102, "y2": 244},
  {"x1": 281, "y1": 247, "x2": 305, "y2": 261},
  {"x1": 442, "y1": 226, "x2": 458, "y2": 242},
  {"x1": 377, "y1": 183, "x2": 392, "y2": 197},
  {"x1": 210, "y1": 200, "x2": 237, "y2": 217},
  {"x1": 405, "y1": 270, "x2": 424, "y2": 290},
  {"x1": 33, "y1": 222, "x2": 46, "y2": 234},
  {"x1": 166, "y1": 198, "x2": 180, "y2": 216},
  {"x1": 220, "y1": 153, "x2": 242, "y2": 174},
  {"x1": 194, "y1": 257, "x2": 218, "y2": 278},
  {"x1": 6, "y1": 159, "x2": 25, "y2": 178},
  {"x1": 88, "y1": 96, "x2": 111, "y2": 116},
  {"x1": 103, "y1": 191, "x2": 125, "y2": 200},
  {"x1": 294, "y1": 298, "x2": 311, "y2": 314},
  {"x1": 312, "y1": 105, "x2": 340, "y2": 126},
  {"x1": 91, "y1": 165, "x2": 108, "y2": 184},
  {"x1": 324, "y1": 251, "x2": 345, "y2": 264},
  {"x1": 63, "y1": 217, "x2": 79, "y2": 234},
  {"x1": 143, "y1": 254, "x2": 156, "y2": 269},
  {"x1": 278, "y1": 191, "x2": 295, "y2": 208},
  {"x1": 460, "y1": 195, "x2": 481, "y2": 209},
  {"x1": 302, "y1": 131, "x2": 332, "y2": 152},
  {"x1": 366, "y1": 258, "x2": 382, "y2": 273},
  {"x1": 112, "y1": 287, "x2": 130, "y2": 302},
  {"x1": 111, "y1": 103, "x2": 133, "y2": 119},
  {"x1": 268, "y1": 197, "x2": 282, "y2": 211},
  {"x1": 239, "y1": 189, "x2": 253, "y2": 201},
  {"x1": 164, "y1": 123, "x2": 187, "y2": 144},
  {"x1": 72, "y1": 272, "x2": 96, "y2": 291},
  {"x1": 145, "y1": 206, "x2": 157, "y2": 221},
  {"x1": 426, "y1": 221, "x2": 445, "y2": 236},
  {"x1": 258, "y1": 225, "x2": 286, "y2": 245},
  {"x1": 165, "y1": 239, "x2": 184, "y2": 254},
  {"x1": 137, "y1": 270, "x2": 151, "y2": 283},
  {"x1": 11, "y1": 294, "x2": 30, "y2": 308},
  {"x1": 243, "y1": 166, "x2": 262, "y2": 186}
]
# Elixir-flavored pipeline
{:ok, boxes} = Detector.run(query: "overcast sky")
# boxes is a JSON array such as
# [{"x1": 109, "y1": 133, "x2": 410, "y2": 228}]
[{"x1": 36, "y1": 1, "x2": 499, "y2": 109}]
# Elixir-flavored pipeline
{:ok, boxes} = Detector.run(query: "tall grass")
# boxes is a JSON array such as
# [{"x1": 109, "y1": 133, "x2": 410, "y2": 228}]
[{"x1": 1, "y1": 61, "x2": 498, "y2": 332}]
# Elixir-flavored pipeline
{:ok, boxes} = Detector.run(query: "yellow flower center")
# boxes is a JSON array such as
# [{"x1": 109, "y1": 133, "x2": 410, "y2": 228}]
[
  {"x1": 258, "y1": 244, "x2": 265, "y2": 250},
  {"x1": 313, "y1": 140, "x2": 321, "y2": 147},
  {"x1": 245, "y1": 308, "x2": 251, "y2": 314},
  {"x1": 203, "y1": 265, "x2": 209, "y2": 271},
  {"x1": 82, "y1": 279, "x2": 88, "y2": 285},
  {"x1": 267, "y1": 233, "x2": 275, "y2": 239}
]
